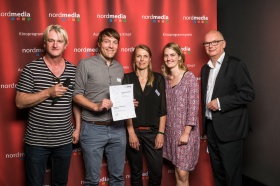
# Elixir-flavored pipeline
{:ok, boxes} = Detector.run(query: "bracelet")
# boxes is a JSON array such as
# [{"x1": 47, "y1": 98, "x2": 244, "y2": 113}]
[{"x1": 158, "y1": 131, "x2": 165, "y2": 135}]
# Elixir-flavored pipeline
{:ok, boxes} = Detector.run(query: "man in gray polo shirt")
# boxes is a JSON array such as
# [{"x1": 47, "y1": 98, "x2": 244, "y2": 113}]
[{"x1": 73, "y1": 28, "x2": 125, "y2": 186}]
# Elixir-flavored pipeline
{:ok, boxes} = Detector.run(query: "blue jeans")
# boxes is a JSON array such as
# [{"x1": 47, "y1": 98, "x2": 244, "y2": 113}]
[
  {"x1": 25, "y1": 143, "x2": 72, "y2": 186},
  {"x1": 80, "y1": 120, "x2": 126, "y2": 186}
]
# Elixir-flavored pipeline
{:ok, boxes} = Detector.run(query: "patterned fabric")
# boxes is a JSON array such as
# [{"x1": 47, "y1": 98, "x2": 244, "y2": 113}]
[
  {"x1": 16, "y1": 58, "x2": 76, "y2": 147},
  {"x1": 163, "y1": 71, "x2": 200, "y2": 171}
]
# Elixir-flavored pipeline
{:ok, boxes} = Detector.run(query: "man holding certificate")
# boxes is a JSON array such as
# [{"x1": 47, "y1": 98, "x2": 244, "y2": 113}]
[{"x1": 73, "y1": 28, "x2": 126, "y2": 186}]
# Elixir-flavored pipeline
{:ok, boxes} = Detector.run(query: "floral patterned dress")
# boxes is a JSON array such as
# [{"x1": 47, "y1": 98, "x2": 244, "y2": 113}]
[{"x1": 163, "y1": 71, "x2": 200, "y2": 171}]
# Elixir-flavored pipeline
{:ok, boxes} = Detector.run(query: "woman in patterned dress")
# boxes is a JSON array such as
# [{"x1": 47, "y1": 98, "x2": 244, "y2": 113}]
[{"x1": 161, "y1": 42, "x2": 200, "y2": 186}]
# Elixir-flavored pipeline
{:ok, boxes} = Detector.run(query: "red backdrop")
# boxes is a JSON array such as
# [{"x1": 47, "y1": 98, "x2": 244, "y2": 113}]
[{"x1": 0, "y1": 0, "x2": 216, "y2": 185}]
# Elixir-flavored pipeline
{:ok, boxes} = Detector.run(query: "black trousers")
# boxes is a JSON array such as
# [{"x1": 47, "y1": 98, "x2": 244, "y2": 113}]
[
  {"x1": 126, "y1": 129, "x2": 163, "y2": 186},
  {"x1": 206, "y1": 119, "x2": 244, "y2": 186}
]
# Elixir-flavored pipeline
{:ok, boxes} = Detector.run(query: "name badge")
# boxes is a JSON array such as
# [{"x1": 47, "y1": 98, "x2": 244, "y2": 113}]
[{"x1": 155, "y1": 89, "x2": 160, "y2": 96}]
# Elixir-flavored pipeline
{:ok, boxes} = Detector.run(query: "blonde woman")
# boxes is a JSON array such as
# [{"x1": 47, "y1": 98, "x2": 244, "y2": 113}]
[
  {"x1": 124, "y1": 44, "x2": 167, "y2": 186},
  {"x1": 162, "y1": 42, "x2": 200, "y2": 186}
]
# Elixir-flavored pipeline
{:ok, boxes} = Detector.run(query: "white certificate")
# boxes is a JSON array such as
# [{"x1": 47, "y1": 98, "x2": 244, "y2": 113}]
[{"x1": 109, "y1": 84, "x2": 136, "y2": 121}]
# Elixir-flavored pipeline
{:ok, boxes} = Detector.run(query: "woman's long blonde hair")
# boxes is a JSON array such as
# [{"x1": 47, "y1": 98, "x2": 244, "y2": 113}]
[
  {"x1": 133, "y1": 44, "x2": 154, "y2": 87},
  {"x1": 161, "y1": 42, "x2": 188, "y2": 77}
]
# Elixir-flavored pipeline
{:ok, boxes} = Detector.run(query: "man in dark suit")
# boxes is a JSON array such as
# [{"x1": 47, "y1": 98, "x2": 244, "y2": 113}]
[{"x1": 201, "y1": 30, "x2": 255, "y2": 186}]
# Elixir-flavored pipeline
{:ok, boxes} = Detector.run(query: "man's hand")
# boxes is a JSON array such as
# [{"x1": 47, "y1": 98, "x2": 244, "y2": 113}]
[
  {"x1": 72, "y1": 129, "x2": 80, "y2": 144},
  {"x1": 97, "y1": 98, "x2": 113, "y2": 111},
  {"x1": 207, "y1": 98, "x2": 219, "y2": 111},
  {"x1": 49, "y1": 83, "x2": 68, "y2": 98}
]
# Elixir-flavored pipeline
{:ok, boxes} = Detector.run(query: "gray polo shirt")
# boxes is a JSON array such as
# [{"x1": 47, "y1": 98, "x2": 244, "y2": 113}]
[{"x1": 74, "y1": 54, "x2": 124, "y2": 121}]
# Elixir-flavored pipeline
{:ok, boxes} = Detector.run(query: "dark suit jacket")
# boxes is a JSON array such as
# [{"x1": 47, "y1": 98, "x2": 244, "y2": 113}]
[{"x1": 201, "y1": 54, "x2": 255, "y2": 142}]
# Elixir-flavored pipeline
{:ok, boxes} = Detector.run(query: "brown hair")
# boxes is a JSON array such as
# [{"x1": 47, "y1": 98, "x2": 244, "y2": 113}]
[{"x1": 98, "y1": 28, "x2": 120, "y2": 44}]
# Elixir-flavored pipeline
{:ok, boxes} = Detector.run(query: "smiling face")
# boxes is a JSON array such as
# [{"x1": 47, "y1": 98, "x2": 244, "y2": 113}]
[
  {"x1": 44, "y1": 30, "x2": 67, "y2": 58},
  {"x1": 98, "y1": 35, "x2": 119, "y2": 63},
  {"x1": 134, "y1": 48, "x2": 151, "y2": 71},
  {"x1": 204, "y1": 30, "x2": 226, "y2": 62},
  {"x1": 163, "y1": 47, "x2": 182, "y2": 70}
]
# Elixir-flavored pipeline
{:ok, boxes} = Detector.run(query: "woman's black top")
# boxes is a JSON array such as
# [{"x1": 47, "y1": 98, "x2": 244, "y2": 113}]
[{"x1": 123, "y1": 71, "x2": 167, "y2": 129}]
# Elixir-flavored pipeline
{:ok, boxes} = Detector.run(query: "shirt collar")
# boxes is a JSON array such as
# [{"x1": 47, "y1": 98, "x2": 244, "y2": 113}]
[
  {"x1": 97, "y1": 53, "x2": 115, "y2": 66},
  {"x1": 207, "y1": 52, "x2": 225, "y2": 68}
]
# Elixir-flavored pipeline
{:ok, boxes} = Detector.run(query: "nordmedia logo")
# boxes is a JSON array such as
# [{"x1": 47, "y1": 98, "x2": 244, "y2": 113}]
[
  {"x1": 81, "y1": 177, "x2": 109, "y2": 185},
  {"x1": 49, "y1": 12, "x2": 81, "y2": 22},
  {"x1": 97, "y1": 13, "x2": 127, "y2": 23},
  {"x1": 0, "y1": 11, "x2": 31, "y2": 21},
  {"x1": 181, "y1": 46, "x2": 191, "y2": 55},
  {"x1": 22, "y1": 47, "x2": 45, "y2": 57},
  {"x1": 74, "y1": 46, "x2": 99, "y2": 57},
  {"x1": 142, "y1": 14, "x2": 169, "y2": 23},
  {"x1": 72, "y1": 147, "x2": 82, "y2": 156},
  {"x1": 183, "y1": 15, "x2": 209, "y2": 24},
  {"x1": 6, "y1": 152, "x2": 25, "y2": 160}
]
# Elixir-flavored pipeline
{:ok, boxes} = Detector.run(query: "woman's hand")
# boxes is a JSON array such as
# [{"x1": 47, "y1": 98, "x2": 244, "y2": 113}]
[
  {"x1": 178, "y1": 133, "x2": 189, "y2": 146},
  {"x1": 129, "y1": 132, "x2": 140, "y2": 151}
]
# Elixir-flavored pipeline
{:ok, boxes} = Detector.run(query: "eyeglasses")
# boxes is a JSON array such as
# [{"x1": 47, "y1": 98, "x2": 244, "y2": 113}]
[{"x1": 203, "y1": 40, "x2": 224, "y2": 47}]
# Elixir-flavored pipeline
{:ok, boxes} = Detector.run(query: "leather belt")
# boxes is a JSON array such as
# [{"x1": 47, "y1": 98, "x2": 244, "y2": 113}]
[
  {"x1": 85, "y1": 120, "x2": 113, "y2": 126},
  {"x1": 135, "y1": 126, "x2": 151, "y2": 131}
]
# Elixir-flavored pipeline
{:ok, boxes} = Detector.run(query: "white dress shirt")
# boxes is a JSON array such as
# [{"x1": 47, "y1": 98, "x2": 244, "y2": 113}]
[{"x1": 205, "y1": 52, "x2": 225, "y2": 120}]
